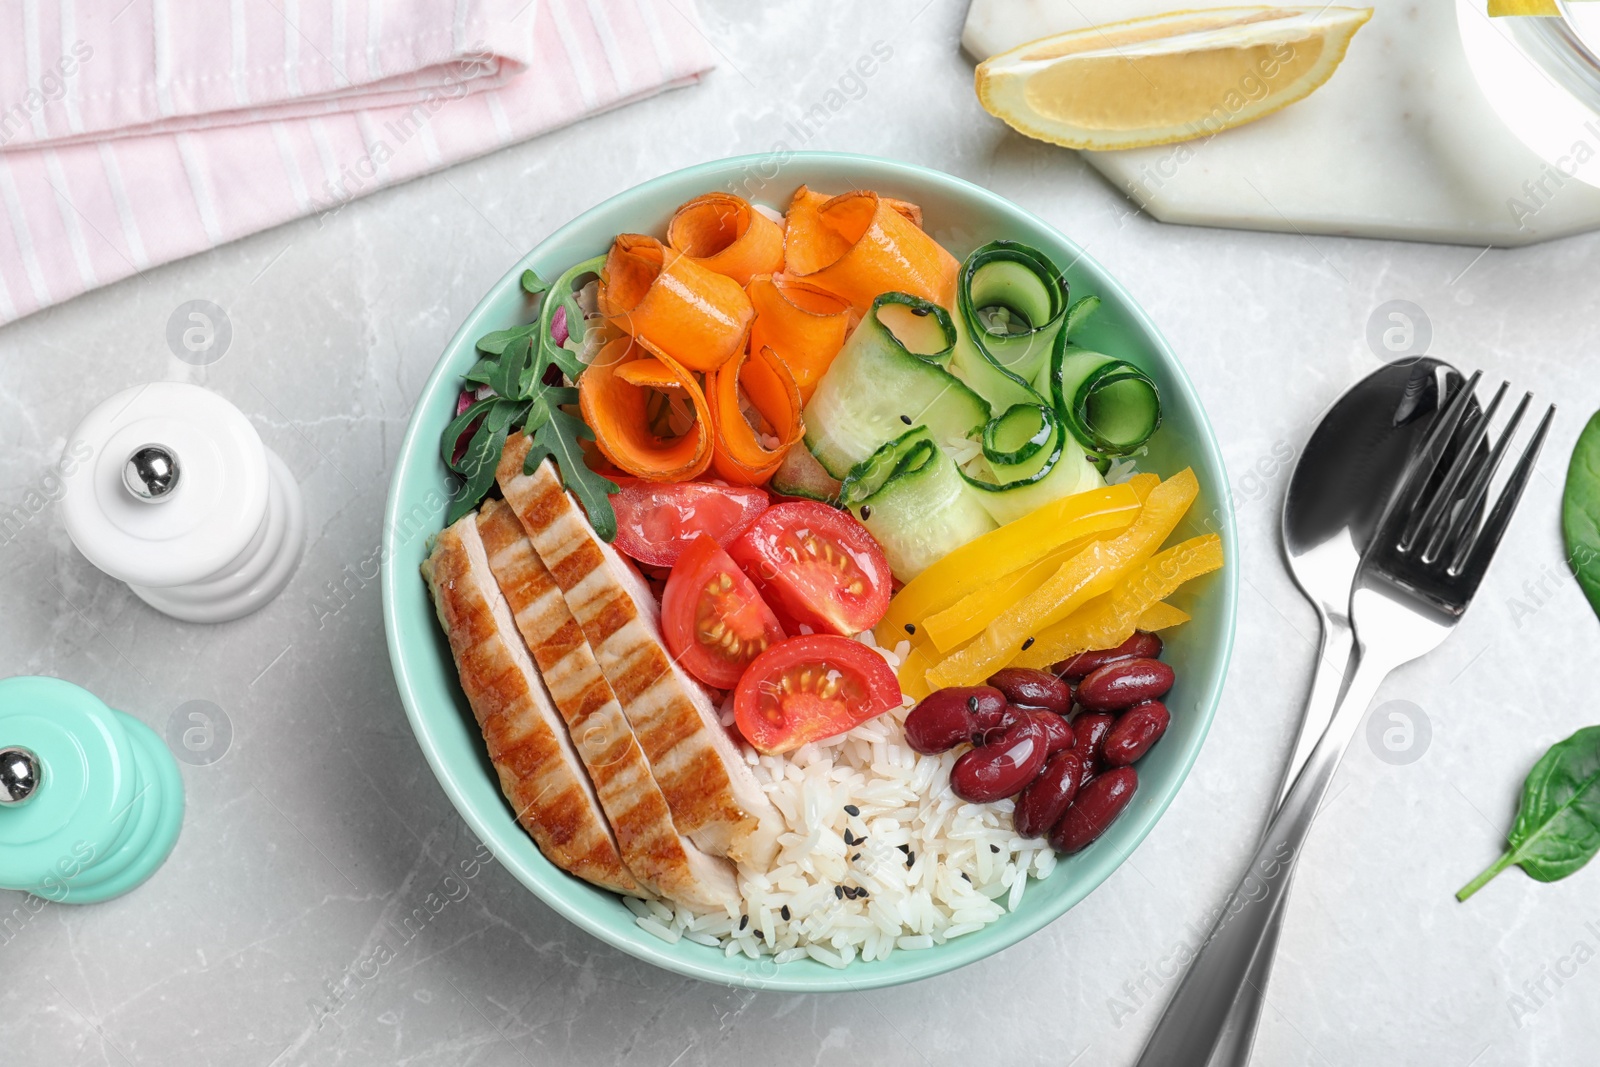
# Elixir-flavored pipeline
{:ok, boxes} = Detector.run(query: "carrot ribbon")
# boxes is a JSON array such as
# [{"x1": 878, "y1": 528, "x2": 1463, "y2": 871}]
[
  {"x1": 782, "y1": 187, "x2": 958, "y2": 312},
  {"x1": 578, "y1": 337, "x2": 714, "y2": 481},
  {"x1": 709, "y1": 344, "x2": 804, "y2": 485},
  {"x1": 746, "y1": 273, "x2": 853, "y2": 402},
  {"x1": 599, "y1": 233, "x2": 753, "y2": 373},
  {"x1": 667, "y1": 193, "x2": 785, "y2": 287}
]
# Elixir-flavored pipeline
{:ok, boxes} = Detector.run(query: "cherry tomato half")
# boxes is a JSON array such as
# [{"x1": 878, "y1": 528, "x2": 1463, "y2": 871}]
[
  {"x1": 611, "y1": 479, "x2": 769, "y2": 569},
  {"x1": 734, "y1": 635, "x2": 901, "y2": 754},
  {"x1": 727, "y1": 501, "x2": 891, "y2": 636},
  {"x1": 662, "y1": 534, "x2": 786, "y2": 689}
]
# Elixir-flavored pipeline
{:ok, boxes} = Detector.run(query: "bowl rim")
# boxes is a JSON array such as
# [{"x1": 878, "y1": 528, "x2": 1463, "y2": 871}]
[{"x1": 381, "y1": 150, "x2": 1238, "y2": 992}]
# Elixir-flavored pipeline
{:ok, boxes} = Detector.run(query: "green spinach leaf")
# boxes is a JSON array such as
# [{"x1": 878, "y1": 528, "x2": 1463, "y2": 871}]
[
  {"x1": 1562, "y1": 410, "x2": 1600, "y2": 617},
  {"x1": 1457, "y1": 725, "x2": 1600, "y2": 900}
]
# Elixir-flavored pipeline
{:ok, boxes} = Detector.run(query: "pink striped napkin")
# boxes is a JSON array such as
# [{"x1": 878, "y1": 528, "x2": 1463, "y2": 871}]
[{"x1": 0, "y1": 0, "x2": 716, "y2": 325}]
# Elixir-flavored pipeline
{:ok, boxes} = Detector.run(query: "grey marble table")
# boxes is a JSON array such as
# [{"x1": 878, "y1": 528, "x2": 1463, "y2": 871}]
[{"x1": 4, "y1": 2, "x2": 1599, "y2": 1064}]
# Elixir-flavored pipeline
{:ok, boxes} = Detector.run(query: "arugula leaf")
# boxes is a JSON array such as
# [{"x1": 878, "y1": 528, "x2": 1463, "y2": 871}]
[
  {"x1": 487, "y1": 335, "x2": 537, "y2": 402},
  {"x1": 522, "y1": 405, "x2": 619, "y2": 540},
  {"x1": 537, "y1": 254, "x2": 606, "y2": 383},
  {"x1": 531, "y1": 385, "x2": 580, "y2": 413},
  {"x1": 1562, "y1": 409, "x2": 1600, "y2": 618},
  {"x1": 445, "y1": 398, "x2": 525, "y2": 526},
  {"x1": 476, "y1": 322, "x2": 542, "y2": 356},
  {"x1": 542, "y1": 335, "x2": 588, "y2": 383},
  {"x1": 440, "y1": 396, "x2": 497, "y2": 473},
  {"x1": 1458, "y1": 725, "x2": 1600, "y2": 900},
  {"x1": 462, "y1": 357, "x2": 498, "y2": 386},
  {"x1": 441, "y1": 252, "x2": 618, "y2": 536}
]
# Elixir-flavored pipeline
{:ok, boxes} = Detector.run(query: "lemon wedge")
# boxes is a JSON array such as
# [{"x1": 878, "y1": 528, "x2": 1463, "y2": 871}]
[{"x1": 975, "y1": 6, "x2": 1373, "y2": 151}]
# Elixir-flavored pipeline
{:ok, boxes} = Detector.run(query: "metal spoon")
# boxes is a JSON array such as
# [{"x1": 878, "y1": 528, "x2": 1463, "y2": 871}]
[
  {"x1": 1276, "y1": 356, "x2": 1463, "y2": 808},
  {"x1": 1205, "y1": 356, "x2": 1463, "y2": 1067}
]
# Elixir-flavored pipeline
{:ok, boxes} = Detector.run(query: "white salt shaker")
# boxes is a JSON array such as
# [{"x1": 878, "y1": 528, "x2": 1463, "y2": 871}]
[{"x1": 60, "y1": 382, "x2": 305, "y2": 623}]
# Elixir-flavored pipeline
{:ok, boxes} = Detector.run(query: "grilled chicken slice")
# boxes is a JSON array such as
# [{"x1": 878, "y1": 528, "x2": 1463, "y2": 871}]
[
  {"x1": 496, "y1": 434, "x2": 781, "y2": 868},
  {"x1": 476, "y1": 499, "x2": 740, "y2": 911},
  {"x1": 423, "y1": 513, "x2": 641, "y2": 896}
]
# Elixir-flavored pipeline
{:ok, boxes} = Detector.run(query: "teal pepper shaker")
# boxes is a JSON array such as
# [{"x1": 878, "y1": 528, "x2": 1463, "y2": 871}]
[{"x1": 0, "y1": 677, "x2": 184, "y2": 903}]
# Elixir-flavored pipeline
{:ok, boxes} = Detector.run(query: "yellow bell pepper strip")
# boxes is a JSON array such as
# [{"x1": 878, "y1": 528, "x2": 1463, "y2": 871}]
[
  {"x1": 897, "y1": 641, "x2": 938, "y2": 702},
  {"x1": 1490, "y1": 0, "x2": 1557, "y2": 14},
  {"x1": 1009, "y1": 532, "x2": 1223, "y2": 670},
  {"x1": 1135, "y1": 600, "x2": 1191, "y2": 632},
  {"x1": 873, "y1": 480, "x2": 1145, "y2": 647},
  {"x1": 924, "y1": 529, "x2": 1111, "y2": 653},
  {"x1": 1123, "y1": 471, "x2": 1159, "y2": 500},
  {"x1": 924, "y1": 469, "x2": 1199, "y2": 689}
]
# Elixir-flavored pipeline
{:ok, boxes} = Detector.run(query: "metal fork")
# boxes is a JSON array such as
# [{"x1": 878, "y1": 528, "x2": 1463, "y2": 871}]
[{"x1": 1135, "y1": 371, "x2": 1554, "y2": 1067}]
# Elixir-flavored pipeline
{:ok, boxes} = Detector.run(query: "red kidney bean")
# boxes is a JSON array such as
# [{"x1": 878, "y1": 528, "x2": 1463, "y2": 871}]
[
  {"x1": 1030, "y1": 710, "x2": 1075, "y2": 756},
  {"x1": 970, "y1": 700, "x2": 1025, "y2": 745},
  {"x1": 905, "y1": 687, "x2": 1003, "y2": 754},
  {"x1": 1072, "y1": 713, "x2": 1114, "y2": 767},
  {"x1": 1103, "y1": 701, "x2": 1170, "y2": 767},
  {"x1": 986, "y1": 667, "x2": 1071, "y2": 714},
  {"x1": 1050, "y1": 767, "x2": 1138, "y2": 853},
  {"x1": 1013, "y1": 751, "x2": 1083, "y2": 838},
  {"x1": 950, "y1": 717, "x2": 1048, "y2": 803},
  {"x1": 1075, "y1": 658, "x2": 1174, "y2": 712},
  {"x1": 1052, "y1": 632, "x2": 1164, "y2": 681}
]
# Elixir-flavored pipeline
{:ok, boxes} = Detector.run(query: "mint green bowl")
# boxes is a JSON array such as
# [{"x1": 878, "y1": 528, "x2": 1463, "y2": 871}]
[{"x1": 381, "y1": 153, "x2": 1237, "y2": 991}]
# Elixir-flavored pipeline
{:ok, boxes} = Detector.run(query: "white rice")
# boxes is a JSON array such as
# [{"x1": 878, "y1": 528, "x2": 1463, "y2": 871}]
[{"x1": 641, "y1": 632, "x2": 1054, "y2": 965}]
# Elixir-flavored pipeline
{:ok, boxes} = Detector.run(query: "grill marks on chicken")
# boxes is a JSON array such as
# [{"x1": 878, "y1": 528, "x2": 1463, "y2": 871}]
[
  {"x1": 497, "y1": 433, "x2": 781, "y2": 870},
  {"x1": 422, "y1": 516, "x2": 640, "y2": 896},
  {"x1": 475, "y1": 499, "x2": 739, "y2": 910}
]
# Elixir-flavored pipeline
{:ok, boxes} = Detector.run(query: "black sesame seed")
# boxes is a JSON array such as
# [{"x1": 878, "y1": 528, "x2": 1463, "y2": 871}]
[
  {"x1": 905, "y1": 623, "x2": 916, "y2": 635},
  {"x1": 990, "y1": 844, "x2": 1000, "y2": 854},
  {"x1": 899, "y1": 414, "x2": 913, "y2": 425},
  {"x1": 905, "y1": 852, "x2": 915, "y2": 868},
  {"x1": 896, "y1": 843, "x2": 911, "y2": 853},
  {"x1": 961, "y1": 872, "x2": 972, "y2": 884},
  {"x1": 843, "y1": 829, "x2": 857, "y2": 846},
  {"x1": 835, "y1": 885, "x2": 845, "y2": 899},
  {"x1": 851, "y1": 852, "x2": 861, "y2": 862},
  {"x1": 910, "y1": 306, "x2": 931, "y2": 317},
  {"x1": 844, "y1": 804, "x2": 860, "y2": 817},
  {"x1": 754, "y1": 929, "x2": 764, "y2": 940},
  {"x1": 781, "y1": 905, "x2": 791, "y2": 921},
  {"x1": 861, "y1": 505, "x2": 872, "y2": 520},
  {"x1": 967, "y1": 696, "x2": 979, "y2": 713},
  {"x1": 739, "y1": 915, "x2": 749, "y2": 930},
  {"x1": 858, "y1": 888, "x2": 870, "y2": 899},
  {"x1": 1022, "y1": 637, "x2": 1035, "y2": 651}
]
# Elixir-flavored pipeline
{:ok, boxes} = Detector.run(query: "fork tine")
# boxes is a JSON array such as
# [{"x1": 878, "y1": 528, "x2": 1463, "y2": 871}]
[
  {"x1": 1379, "y1": 370, "x2": 1482, "y2": 542},
  {"x1": 1449, "y1": 403, "x2": 1555, "y2": 576},
  {"x1": 1405, "y1": 381, "x2": 1507, "y2": 557},
  {"x1": 1434, "y1": 390, "x2": 1532, "y2": 564}
]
